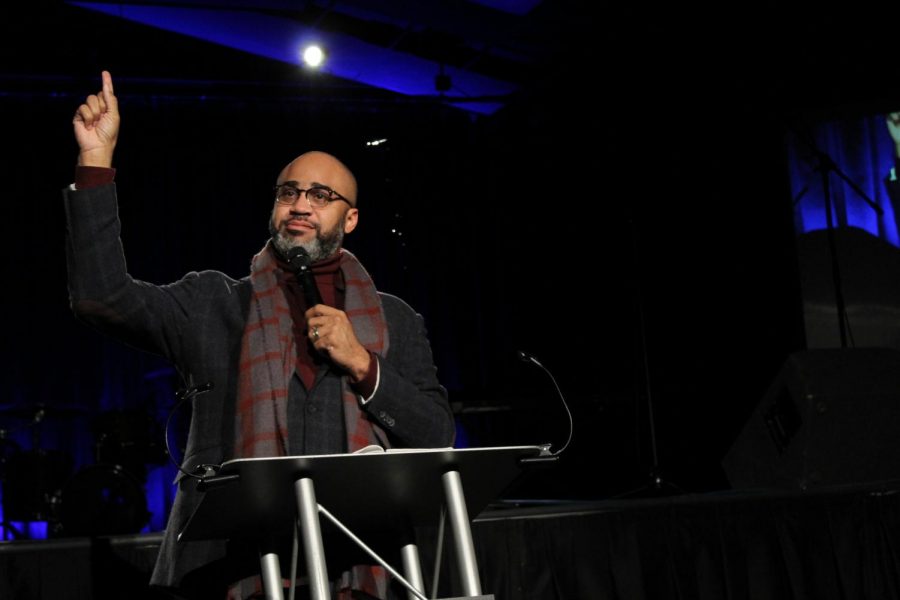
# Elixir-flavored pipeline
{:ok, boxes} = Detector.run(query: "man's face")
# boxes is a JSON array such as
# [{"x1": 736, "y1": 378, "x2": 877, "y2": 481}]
[{"x1": 269, "y1": 152, "x2": 358, "y2": 262}]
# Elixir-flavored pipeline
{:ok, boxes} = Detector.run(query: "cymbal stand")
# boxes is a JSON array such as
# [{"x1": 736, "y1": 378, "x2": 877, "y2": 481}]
[
  {"x1": 791, "y1": 126, "x2": 884, "y2": 347},
  {"x1": 614, "y1": 211, "x2": 685, "y2": 499}
]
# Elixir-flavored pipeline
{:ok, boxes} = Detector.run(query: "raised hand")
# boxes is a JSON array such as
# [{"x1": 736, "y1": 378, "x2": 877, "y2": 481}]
[{"x1": 73, "y1": 71, "x2": 119, "y2": 167}]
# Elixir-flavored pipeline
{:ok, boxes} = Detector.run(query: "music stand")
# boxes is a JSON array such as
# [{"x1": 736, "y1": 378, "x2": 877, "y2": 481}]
[{"x1": 179, "y1": 445, "x2": 547, "y2": 600}]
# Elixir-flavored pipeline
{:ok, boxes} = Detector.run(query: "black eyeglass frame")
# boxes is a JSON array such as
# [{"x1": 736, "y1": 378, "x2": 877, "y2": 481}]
[{"x1": 273, "y1": 183, "x2": 351, "y2": 208}]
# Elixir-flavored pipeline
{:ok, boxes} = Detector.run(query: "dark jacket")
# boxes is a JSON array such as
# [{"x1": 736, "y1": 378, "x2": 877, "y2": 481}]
[{"x1": 63, "y1": 183, "x2": 455, "y2": 590}]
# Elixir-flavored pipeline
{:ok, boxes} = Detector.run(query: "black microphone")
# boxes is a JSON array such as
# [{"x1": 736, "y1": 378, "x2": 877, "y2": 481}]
[{"x1": 286, "y1": 246, "x2": 323, "y2": 307}]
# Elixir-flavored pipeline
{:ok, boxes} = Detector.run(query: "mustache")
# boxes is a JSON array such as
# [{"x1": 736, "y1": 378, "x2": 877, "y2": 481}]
[{"x1": 283, "y1": 216, "x2": 319, "y2": 231}]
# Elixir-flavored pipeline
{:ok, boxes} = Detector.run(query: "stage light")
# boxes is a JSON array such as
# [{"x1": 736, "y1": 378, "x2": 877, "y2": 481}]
[
  {"x1": 366, "y1": 138, "x2": 388, "y2": 147},
  {"x1": 302, "y1": 45, "x2": 325, "y2": 68}
]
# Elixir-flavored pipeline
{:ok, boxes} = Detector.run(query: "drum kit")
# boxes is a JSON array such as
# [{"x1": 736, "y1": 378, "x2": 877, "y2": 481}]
[{"x1": 0, "y1": 402, "x2": 167, "y2": 539}]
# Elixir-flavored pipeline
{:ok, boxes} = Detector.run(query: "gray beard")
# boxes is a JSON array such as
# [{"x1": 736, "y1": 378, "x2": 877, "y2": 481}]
[{"x1": 269, "y1": 217, "x2": 344, "y2": 263}]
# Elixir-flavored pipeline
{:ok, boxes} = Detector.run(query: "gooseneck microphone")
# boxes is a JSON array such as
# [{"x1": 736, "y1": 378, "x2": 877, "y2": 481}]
[
  {"x1": 286, "y1": 246, "x2": 323, "y2": 307},
  {"x1": 164, "y1": 381, "x2": 223, "y2": 481},
  {"x1": 518, "y1": 350, "x2": 574, "y2": 457},
  {"x1": 516, "y1": 350, "x2": 542, "y2": 368}
]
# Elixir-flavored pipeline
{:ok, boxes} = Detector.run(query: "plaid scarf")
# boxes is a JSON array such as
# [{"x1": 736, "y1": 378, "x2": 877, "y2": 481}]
[
  {"x1": 230, "y1": 242, "x2": 393, "y2": 599},
  {"x1": 235, "y1": 242, "x2": 390, "y2": 458}
]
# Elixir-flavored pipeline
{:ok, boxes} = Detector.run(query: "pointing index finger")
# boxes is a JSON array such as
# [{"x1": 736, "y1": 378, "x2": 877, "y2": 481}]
[{"x1": 101, "y1": 70, "x2": 118, "y2": 110}]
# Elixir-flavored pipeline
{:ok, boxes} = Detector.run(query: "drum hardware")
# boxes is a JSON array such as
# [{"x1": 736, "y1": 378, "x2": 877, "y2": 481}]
[
  {"x1": 56, "y1": 463, "x2": 151, "y2": 537},
  {"x1": 92, "y1": 408, "x2": 168, "y2": 482},
  {"x1": 2, "y1": 448, "x2": 73, "y2": 524},
  {"x1": 0, "y1": 403, "x2": 84, "y2": 535},
  {"x1": 0, "y1": 403, "x2": 166, "y2": 538},
  {"x1": 0, "y1": 432, "x2": 23, "y2": 540}
]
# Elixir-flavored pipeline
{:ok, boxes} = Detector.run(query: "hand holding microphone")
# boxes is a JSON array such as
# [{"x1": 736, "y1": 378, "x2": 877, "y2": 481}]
[{"x1": 285, "y1": 246, "x2": 371, "y2": 382}]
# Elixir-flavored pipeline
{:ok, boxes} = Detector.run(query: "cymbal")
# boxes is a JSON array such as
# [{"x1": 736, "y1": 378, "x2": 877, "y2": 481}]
[{"x1": 0, "y1": 402, "x2": 92, "y2": 421}]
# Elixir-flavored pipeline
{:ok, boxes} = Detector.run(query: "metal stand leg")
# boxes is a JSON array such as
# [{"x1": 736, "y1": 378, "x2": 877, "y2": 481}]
[
  {"x1": 401, "y1": 543, "x2": 425, "y2": 600},
  {"x1": 317, "y1": 505, "x2": 428, "y2": 600},
  {"x1": 259, "y1": 548, "x2": 285, "y2": 600},
  {"x1": 441, "y1": 470, "x2": 482, "y2": 597},
  {"x1": 294, "y1": 477, "x2": 330, "y2": 600}
]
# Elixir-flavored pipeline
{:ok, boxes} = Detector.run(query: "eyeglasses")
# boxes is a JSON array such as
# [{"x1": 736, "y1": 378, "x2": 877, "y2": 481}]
[{"x1": 273, "y1": 184, "x2": 350, "y2": 209}]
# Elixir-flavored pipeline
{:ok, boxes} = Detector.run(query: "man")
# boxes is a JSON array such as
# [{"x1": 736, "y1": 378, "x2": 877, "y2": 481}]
[{"x1": 66, "y1": 71, "x2": 455, "y2": 598}]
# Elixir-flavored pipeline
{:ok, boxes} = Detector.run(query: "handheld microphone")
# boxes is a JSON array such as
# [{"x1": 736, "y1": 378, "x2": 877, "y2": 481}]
[
  {"x1": 518, "y1": 350, "x2": 573, "y2": 457},
  {"x1": 286, "y1": 246, "x2": 323, "y2": 307}
]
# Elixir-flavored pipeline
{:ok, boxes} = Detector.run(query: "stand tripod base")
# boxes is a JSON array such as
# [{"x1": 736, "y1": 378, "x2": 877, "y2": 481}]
[{"x1": 614, "y1": 468, "x2": 685, "y2": 499}]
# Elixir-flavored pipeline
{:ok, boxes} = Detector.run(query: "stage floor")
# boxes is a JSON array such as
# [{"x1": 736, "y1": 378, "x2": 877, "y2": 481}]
[{"x1": 3, "y1": 481, "x2": 900, "y2": 599}]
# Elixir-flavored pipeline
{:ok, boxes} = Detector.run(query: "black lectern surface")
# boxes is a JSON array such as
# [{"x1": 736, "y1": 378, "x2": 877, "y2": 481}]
[{"x1": 179, "y1": 445, "x2": 544, "y2": 543}]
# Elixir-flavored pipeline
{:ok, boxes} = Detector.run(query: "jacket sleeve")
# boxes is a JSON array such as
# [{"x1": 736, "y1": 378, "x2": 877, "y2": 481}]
[
  {"x1": 361, "y1": 293, "x2": 456, "y2": 448},
  {"x1": 64, "y1": 182, "x2": 202, "y2": 362}
]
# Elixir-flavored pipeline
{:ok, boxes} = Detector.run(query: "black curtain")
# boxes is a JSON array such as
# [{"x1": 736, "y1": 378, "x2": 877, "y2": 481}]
[{"x1": 4, "y1": 486, "x2": 900, "y2": 599}]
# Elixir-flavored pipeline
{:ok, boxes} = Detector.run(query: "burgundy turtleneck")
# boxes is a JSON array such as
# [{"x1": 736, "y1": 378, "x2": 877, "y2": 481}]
[
  {"x1": 272, "y1": 248, "x2": 378, "y2": 397},
  {"x1": 74, "y1": 166, "x2": 116, "y2": 189}
]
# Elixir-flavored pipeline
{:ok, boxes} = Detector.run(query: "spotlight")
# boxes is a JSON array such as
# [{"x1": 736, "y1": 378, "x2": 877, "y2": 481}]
[{"x1": 302, "y1": 45, "x2": 325, "y2": 68}]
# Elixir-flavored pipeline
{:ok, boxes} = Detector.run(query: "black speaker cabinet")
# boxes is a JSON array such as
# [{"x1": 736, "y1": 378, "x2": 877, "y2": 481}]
[{"x1": 723, "y1": 348, "x2": 900, "y2": 491}]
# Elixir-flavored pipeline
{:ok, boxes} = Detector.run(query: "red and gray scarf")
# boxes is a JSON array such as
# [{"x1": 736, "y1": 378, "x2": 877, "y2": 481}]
[
  {"x1": 230, "y1": 241, "x2": 392, "y2": 598},
  {"x1": 235, "y1": 241, "x2": 390, "y2": 458}
]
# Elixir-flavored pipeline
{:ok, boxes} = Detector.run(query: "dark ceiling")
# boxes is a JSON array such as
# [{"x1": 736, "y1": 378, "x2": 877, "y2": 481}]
[
  {"x1": 6, "y1": 2, "x2": 900, "y2": 166},
  {"x1": 4, "y1": 1, "x2": 585, "y2": 110},
  {"x1": 4, "y1": 3, "x2": 899, "y2": 109}
]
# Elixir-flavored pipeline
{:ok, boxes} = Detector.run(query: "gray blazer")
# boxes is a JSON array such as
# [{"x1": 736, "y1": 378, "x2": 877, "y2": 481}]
[{"x1": 64, "y1": 183, "x2": 455, "y2": 591}]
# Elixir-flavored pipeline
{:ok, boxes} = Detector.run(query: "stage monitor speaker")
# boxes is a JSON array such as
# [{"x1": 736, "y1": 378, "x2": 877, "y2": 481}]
[{"x1": 723, "y1": 348, "x2": 900, "y2": 491}]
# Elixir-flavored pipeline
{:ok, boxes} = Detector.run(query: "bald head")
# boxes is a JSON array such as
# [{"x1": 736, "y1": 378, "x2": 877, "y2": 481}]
[
  {"x1": 277, "y1": 151, "x2": 358, "y2": 207},
  {"x1": 270, "y1": 150, "x2": 360, "y2": 262}
]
